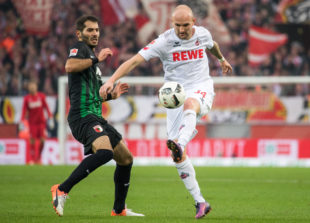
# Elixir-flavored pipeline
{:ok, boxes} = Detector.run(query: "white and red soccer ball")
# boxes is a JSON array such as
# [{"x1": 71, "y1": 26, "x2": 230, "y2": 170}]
[{"x1": 158, "y1": 82, "x2": 186, "y2": 109}]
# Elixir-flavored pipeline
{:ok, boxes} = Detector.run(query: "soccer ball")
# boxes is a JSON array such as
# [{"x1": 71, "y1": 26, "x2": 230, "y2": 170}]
[{"x1": 158, "y1": 82, "x2": 186, "y2": 109}]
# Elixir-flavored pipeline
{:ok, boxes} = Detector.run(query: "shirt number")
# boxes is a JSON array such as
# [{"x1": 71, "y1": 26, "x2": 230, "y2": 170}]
[{"x1": 194, "y1": 90, "x2": 207, "y2": 98}]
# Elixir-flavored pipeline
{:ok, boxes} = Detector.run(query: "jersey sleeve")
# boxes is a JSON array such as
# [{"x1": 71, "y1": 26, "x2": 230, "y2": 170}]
[
  {"x1": 68, "y1": 42, "x2": 88, "y2": 59},
  {"x1": 203, "y1": 28, "x2": 214, "y2": 50},
  {"x1": 138, "y1": 36, "x2": 166, "y2": 61}
]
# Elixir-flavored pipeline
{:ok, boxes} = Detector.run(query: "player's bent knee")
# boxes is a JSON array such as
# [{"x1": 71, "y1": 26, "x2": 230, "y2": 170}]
[
  {"x1": 115, "y1": 150, "x2": 133, "y2": 166},
  {"x1": 184, "y1": 98, "x2": 200, "y2": 112},
  {"x1": 113, "y1": 140, "x2": 133, "y2": 165},
  {"x1": 116, "y1": 152, "x2": 133, "y2": 166},
  {"x1": 126, "y1": 152, "x2": 134, "y2": 164}
]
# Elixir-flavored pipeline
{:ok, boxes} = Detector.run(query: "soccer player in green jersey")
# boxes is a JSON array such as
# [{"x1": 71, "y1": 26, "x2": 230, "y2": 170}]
[{"x1": 50, "y1": 15, "x2": 144, "y2": 217}]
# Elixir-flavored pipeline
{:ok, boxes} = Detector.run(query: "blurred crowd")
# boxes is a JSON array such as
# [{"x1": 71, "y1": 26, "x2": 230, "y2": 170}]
[{"x1": 0, "y1": 0, "x2": 309, "y2": 97}]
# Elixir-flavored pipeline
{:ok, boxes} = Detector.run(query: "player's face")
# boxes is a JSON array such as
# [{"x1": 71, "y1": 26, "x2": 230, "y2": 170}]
[
  {"x1": 79, "y1": 21, "x2": 100, "y2": 48},
  {"x1": 172, "y1": 15, "x2": 195, "y2": 40},
  {"x1": 28, "y1": 83, "x2": 37, "y2": 94}
]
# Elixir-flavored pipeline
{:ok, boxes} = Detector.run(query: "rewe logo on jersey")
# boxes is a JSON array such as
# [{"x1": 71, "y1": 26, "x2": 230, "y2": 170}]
[{"x1": 172, "y1": 49, "x2": 204, "y2": 61}]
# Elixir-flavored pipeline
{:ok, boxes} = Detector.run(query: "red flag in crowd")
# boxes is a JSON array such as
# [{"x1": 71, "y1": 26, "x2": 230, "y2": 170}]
[
  {"x1": 100, "y1": 0, "x2": 126, "y2": 25},
  {"x1": 248, "y1": 26, "x2": 288, "y2": 67}
]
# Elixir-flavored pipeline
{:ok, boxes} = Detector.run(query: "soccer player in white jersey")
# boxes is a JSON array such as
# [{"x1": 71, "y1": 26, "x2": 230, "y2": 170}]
[{"x1": 100, "y1": 5, "x2": 232, "y2": 219}]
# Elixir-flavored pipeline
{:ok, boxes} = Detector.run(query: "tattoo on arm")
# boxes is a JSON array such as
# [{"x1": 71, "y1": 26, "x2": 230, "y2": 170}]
[{"x1": 208, "y1": 41, "x2": 224, "y2": 60}]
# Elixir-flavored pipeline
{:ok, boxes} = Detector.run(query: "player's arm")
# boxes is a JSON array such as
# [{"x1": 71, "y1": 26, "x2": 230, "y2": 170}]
[
  {"x1": 99, "y1": 54, "x2": 145, "y2": 98},
  {"x1": 207, "y1": 41, "x2": 232, "y2": 74},
  {"x1": 65, "y1": 48, "x2": 113, "y2": 73},
  {"x1": 208, "y1": 41, "x2": 224, "y2": 61},
  {"x1": 19, "y1": 97, "x2": 28, "y2": 131},
  {"x1": 42, "y1": 94, "x2": 55, "y2": 129},
  {"x1": 21, "y1": 97, "x2": 28, "y2": 121},
  {"x1": 42, "y1": 94, "x2": 52, "y2": 118},
  {"x1": 65, "y1": 58, "x2": 92, "y2": 73}
]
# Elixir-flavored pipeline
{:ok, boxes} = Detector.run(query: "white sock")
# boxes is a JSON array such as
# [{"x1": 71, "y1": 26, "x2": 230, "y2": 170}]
[
  {"x1": 178, "y1": 110, "x2": 197, "y2": 148},
  {"x1": 175, "y1": 158, "x2": 205, "y2": 203}
]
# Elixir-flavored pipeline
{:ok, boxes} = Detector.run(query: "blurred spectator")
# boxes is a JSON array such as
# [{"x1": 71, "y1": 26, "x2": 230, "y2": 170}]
[{"x1": 0, "y1": 0, "x2": 309, "y2": 96}]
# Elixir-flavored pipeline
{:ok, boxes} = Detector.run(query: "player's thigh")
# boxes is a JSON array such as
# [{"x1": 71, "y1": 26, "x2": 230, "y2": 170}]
[
  {"x1": 92, "y1": 136, "x2": 113, "y2": 153},
  {"x1": 91, "y1": 121, "x2": 124, "y2": 154},
  {"x1": 37, "y1": 123, "x2": 46, "y2": 139},
  {"x1": 183, "y1": 97, "x2": 200, "y2": 113},
  {"x1": 186, "y1": 85, "x2": 214, "y2": 117},
  {"x1": 113, "y1": 140, "x2": 133, "y2": 166},
  {"x1": 69, "y1": 116, "x2": 113, "y2": 155},
  {"x1": 29, "y1": 124, "x2": 38, "y2": 140}
]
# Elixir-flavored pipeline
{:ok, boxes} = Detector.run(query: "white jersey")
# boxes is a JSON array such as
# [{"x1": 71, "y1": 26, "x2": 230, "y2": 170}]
[{"x1": 138, "y1": 25, "x2": 214, "y2": 90}]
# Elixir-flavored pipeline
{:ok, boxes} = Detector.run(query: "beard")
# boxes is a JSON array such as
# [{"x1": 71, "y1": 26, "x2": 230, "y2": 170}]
[{"x1": 81, "y1": 34, "x2": 97, "y2": 49}]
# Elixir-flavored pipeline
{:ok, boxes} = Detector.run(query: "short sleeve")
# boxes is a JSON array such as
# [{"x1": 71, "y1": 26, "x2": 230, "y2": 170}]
[
  {"x1": 68, "y1": 43, "x2": 88, "y2": 59},
  {"x1": 204, "y1": 28, "x2": 214, "y2": 50},
  {"x1": 138, "y1": 36, "x2": 166, "y2": 61}
]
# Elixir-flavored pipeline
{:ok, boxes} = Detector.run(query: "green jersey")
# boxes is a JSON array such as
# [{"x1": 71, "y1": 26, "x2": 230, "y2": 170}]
[{"x1": 67, "y1": 41, "x2": 103, "y2": 123}]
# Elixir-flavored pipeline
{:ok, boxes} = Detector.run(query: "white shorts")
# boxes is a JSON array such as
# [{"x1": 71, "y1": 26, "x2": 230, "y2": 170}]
[{"x1": 166, "y1": 81, "x2": 215, "y2": 140}]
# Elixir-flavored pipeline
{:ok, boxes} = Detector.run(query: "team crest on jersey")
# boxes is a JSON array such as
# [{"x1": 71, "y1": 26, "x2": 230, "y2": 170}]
[
  {"x1": 195, "y1": 38, "x2": 200, "y2": 46},
  {"x1": 93, "y1": 125, "x2": 103, "y2": 133},
  {"x1": 179, "y1": 124, "x2": 185, "y2": 131},
  {"x1": 69, "y1": 48, "x2": 78, "y2": 56}
]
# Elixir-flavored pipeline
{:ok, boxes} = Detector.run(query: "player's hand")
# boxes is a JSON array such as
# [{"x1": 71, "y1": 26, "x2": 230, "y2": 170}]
[
  {"x1": 220, "y1": 60, "x2": 232, "y2": 75},
  {"x1": 99, "y1": 80, "x2": 114, "y2": 99},
  {"x1": 48, "y1": 118, "x2": 55, "y2": 129},
  {"x1": 111, "y1": 82, "x2": 129, "y2": 99},
  {"x1": 97, "y1": 48, "x2": 113, "y2": 62}
]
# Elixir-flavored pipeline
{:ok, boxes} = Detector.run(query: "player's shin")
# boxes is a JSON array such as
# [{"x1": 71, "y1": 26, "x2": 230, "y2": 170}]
[
  {"x1": 58, "y1": 149, "x2": 113, "y2": 193},
  {"x1": 113, "y1": 162, "x2": 133, "y2": 214},
  {"x1": 175, "y1": 158, "x2": 205, "y2": 203},
  {"x1": 178, "y1": 109, "x2": 197, "y2": 148}
]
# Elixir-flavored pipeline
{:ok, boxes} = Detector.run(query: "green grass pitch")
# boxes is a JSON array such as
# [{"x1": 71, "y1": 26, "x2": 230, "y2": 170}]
[{"x1": 0, "y1": 165, "x2": 309, "y2": 223}]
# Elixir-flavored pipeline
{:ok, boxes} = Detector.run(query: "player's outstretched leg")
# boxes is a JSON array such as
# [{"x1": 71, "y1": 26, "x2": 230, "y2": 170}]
[
  {"x1": 170, "y1": 106, "x2": 212, "y2": 218},
  {"x1": 51, "y1": 184, "x2": 69, "y2": 216},
  {"x1": 50, "y1": 149, "x2": 113, "y2": 216},
  {"x1": 175, "y1": 157, "x2": 211, "y2": 218},
  {"x1": 167, "y1": 138, "x2": 211, "y2": 219}
]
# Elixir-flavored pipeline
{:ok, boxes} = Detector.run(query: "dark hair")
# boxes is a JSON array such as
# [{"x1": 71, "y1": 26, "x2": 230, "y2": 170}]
[
  {"x1": 28, "y1": 79, "x2": 37, "y2": 85},
  {"x1": 76, "y1": 15, "x2": 99, "y2": 31}
]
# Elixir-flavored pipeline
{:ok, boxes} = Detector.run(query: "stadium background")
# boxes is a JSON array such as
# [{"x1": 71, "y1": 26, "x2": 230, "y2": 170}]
[{"x1": 0, "y1": 0, "x2": 310, "y2": 166}]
